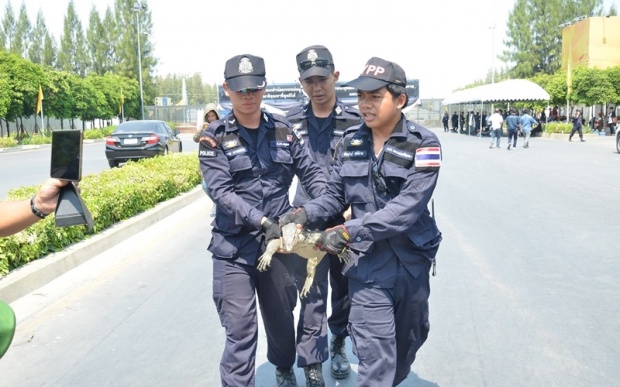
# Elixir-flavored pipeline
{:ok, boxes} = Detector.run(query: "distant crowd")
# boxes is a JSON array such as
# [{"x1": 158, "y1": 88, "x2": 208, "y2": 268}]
[{"x1": 441, "y1": 105, "x2": 617, "y2": 136}]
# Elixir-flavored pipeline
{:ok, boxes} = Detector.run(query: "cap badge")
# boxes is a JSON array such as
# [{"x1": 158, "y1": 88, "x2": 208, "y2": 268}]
[
  {"x1": 306, "y1": 49, "x2": 318, "y2": 62},
  {"x1": 238, "y1": 57, "x2": 254, "y2": 74}
]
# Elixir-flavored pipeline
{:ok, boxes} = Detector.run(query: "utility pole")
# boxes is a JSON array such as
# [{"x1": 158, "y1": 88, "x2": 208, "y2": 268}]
[{"x1": 132, "y1": 2, "x2": 146, "y2": 120}]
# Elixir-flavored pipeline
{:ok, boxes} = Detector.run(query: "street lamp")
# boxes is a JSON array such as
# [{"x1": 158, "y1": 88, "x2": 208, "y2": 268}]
[
  {"x1": 489, "y1": 24, "x2": 496, "y2": 84},
  {"x1": 132, "y1": 2, "x2": 146, "y2": 120}
]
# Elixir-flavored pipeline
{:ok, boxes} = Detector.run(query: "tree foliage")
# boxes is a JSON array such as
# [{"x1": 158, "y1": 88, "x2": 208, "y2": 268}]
[
  {"x1": 12, "y1": 3, "x2": 30, "y2": 57},
  {"x1": 57, "y1": 0, "x2": 88, "y2": 77},
  {"x1": 571, "y1": 66, "x2": 616, "y2": 106},
  {"x1": 28, "y1": 10, "x2": 47, "y2": 65}
]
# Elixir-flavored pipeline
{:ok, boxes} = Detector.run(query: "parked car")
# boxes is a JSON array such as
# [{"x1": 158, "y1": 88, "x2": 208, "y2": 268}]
[
  {"x1": 616, "y1": 130, "x2": 620, "y2": 154},
  {"x1": 105, "y1": 120, "x2": 182, "y2": 168}
]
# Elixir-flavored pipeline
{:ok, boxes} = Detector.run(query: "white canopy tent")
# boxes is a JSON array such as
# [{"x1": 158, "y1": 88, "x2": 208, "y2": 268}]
[
  {"x1": 442, "y1": 79, "x2": 550, "y2": 136},
  {"x1": 442, "y1": 79, "x2": 550, "y2": 105}
]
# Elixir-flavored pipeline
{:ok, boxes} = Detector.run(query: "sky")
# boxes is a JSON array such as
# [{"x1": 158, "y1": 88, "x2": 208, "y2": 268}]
[{"x1": 5, "y1": 0, "x2": 620, "y2": 98}]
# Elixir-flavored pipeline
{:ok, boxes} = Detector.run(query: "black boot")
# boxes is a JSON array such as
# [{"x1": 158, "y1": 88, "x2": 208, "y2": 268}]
[
  {"x1": 303, "y1": 364, "x2": 325, "y2": 387},
  {"x1": 330, "y1": 335, "x2": 350, "y2": 379},
  {"x1": 276, "y1": 367, "x2": 297, "y2": 386}
]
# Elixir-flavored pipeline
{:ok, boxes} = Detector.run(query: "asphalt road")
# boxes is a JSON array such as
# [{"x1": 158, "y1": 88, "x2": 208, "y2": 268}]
[
  {"x1": 0, "y1": 133, "x2": 199, "y2": 199},
  {"x1": 1, "y1": 129, "x2": 619, "y2": 386}
]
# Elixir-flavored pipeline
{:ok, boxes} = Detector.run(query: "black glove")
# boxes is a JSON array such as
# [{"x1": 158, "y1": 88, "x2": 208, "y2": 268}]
[
  {"x1": 315, "y1": 225, "x2": 350, "y2": 255},
  {"x1": 261, "y1": 218, "x2": 280, "y2": 244},
  {"x1": 279, "y1": 207, "x2": 308, "y2": 228}
]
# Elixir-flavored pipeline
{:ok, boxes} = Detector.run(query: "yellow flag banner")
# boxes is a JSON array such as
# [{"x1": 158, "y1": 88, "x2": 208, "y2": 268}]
[
  {"x1": 36, "y1": 84, "x2": 44, "y2": 114},
  {"x1": 566, "y1": 61, "x2": 572, "y2": 96}
]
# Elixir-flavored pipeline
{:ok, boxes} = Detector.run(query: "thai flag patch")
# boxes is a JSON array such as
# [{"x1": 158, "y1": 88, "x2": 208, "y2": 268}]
[{"x1": 415, "y1": 147, "x2": 442, "y2": 169}]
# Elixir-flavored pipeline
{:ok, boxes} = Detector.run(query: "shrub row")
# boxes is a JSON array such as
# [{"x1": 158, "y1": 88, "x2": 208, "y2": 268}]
[{"x1": 0, "y1": 152, "x2": 201, "y2": 276}]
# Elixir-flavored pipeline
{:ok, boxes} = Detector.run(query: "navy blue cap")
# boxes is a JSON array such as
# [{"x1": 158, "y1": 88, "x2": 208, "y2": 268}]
[
  {"x1": 296, "y1": 45, "x2": 334, "y2": 80},
  {"x1": 344, "y1": 57, "x2": 407, "y2": 91},
  {"x1": 224, "y1": 54, "x2": 267, "y2": 91}
]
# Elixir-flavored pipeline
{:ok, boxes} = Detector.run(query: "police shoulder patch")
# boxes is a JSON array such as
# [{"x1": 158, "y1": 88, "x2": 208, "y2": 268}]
[{"x1": 199, "y1": 135, "x2": 217, "y2": 148}]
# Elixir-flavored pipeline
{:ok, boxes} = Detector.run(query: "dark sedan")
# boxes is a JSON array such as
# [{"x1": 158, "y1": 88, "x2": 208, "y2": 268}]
[{"x1": 105, "y1": 120, "x2": 182, "y2": 168}]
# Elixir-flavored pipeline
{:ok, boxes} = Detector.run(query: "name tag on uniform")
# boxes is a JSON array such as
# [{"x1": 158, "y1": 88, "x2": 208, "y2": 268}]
[
  {"x1": 343, "y1": 150, "x2": 367, "y2": 159},
  {"x1": 271, "y1": 140, "x2": 290, "y2": 148},
  {"x1": 384, "y1": 145, "x2": 414, "y2": 161},
  {"x1": 225, "y1": 147, "x2": 247, "y2": 157}
]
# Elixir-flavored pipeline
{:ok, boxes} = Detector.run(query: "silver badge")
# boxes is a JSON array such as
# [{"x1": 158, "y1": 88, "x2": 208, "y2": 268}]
[
  {"x1": 223, "y1": 139, "x2": 239, "y2": 149},
  {"x1": 306, "y1": 49, "x2": 318, "y2": 62},
  {"x1": 238, "y1": 57, "x2": 254, "y2": 74}
]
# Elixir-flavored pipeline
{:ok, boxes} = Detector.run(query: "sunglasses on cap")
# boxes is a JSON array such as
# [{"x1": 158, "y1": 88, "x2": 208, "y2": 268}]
[
  {"x1": 298, "y1": 58, "x2": 332, "y2": 72},
  {"x1": 235, "y1": 88, "x2": 264, "y2": 94}
]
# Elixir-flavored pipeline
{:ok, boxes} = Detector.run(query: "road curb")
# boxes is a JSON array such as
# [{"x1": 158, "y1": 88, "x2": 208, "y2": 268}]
[
  {"x1": 0, "y1": 139, "x2": 102, "y2": 154},
  {"x1": 0, "y1": 186, "x2": 204, "y2": 303}
]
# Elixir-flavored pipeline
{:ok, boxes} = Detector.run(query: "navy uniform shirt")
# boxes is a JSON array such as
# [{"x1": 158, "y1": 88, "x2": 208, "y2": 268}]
[
  {"x1": 198, "y1": 110, "x2": 326, "y2": 266},
  {"x1": 286, "y1": 102, "x2": 361, "y2": 209},
  {"x1": 303, "y1": 116, "x2": 442, "y2": 287}
]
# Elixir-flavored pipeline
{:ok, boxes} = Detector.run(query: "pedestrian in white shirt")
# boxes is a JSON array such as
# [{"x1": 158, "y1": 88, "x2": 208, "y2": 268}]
[{"x1": 488, "y1": 108, "x2": 504, "y2": 149}]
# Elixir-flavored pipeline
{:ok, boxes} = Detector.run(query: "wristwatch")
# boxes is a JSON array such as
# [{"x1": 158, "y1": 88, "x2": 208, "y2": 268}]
[{"x1": 30, "y1": 197, "x2": 49, "y2": 219}]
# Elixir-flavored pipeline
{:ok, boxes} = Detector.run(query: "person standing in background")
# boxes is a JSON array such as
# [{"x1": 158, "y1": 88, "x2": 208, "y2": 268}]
[
  {"x1": 451, "y1": 111, "x2": 458, "y2": 132},
  {"x1": 569, "y1": 109, "x2": 585, "y2": 142},
  {"x1": 442, "y1": 112, "x2": 449, "y2": 132},
  {"x1": 608, "y1": 106, "x2": 617, "y2": 135}
]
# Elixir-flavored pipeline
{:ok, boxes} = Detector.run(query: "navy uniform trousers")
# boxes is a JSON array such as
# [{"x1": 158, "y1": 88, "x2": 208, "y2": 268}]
[
  {"x1": 213, "y1": 253, "x2": 297, "y2": 387},
  {"x1": 348, "y1": 260, "x2": 434, "y2": 387}
]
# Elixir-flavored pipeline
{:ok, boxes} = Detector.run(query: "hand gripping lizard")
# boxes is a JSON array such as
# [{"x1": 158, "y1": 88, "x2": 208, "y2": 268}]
[{"x1": 258, "y1": 223, "x2": 349, "y2": 297}]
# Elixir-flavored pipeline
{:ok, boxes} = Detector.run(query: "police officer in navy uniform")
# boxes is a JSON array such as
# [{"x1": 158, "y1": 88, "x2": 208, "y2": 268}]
[
  {"x1": 198, "y1": 53, "x2": 326, "y2": 387},
  {"x1": 286, "y1": 45, "x2": 361, "y2": 385},
  {"x1": 281, "y1": 57, "x2": 442, "y2": 386}
]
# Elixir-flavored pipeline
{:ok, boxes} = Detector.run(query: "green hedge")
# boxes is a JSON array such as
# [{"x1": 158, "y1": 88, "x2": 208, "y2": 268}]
[
  {"x1": 0, "y1": 152, "x2": 201, "y2": 276},
  {"x1": 542, "y1": 122, "x2": 593, "y2": 134},
  {"x1": 0, "y1": 137, "x2": 18, "y2": 147}
]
